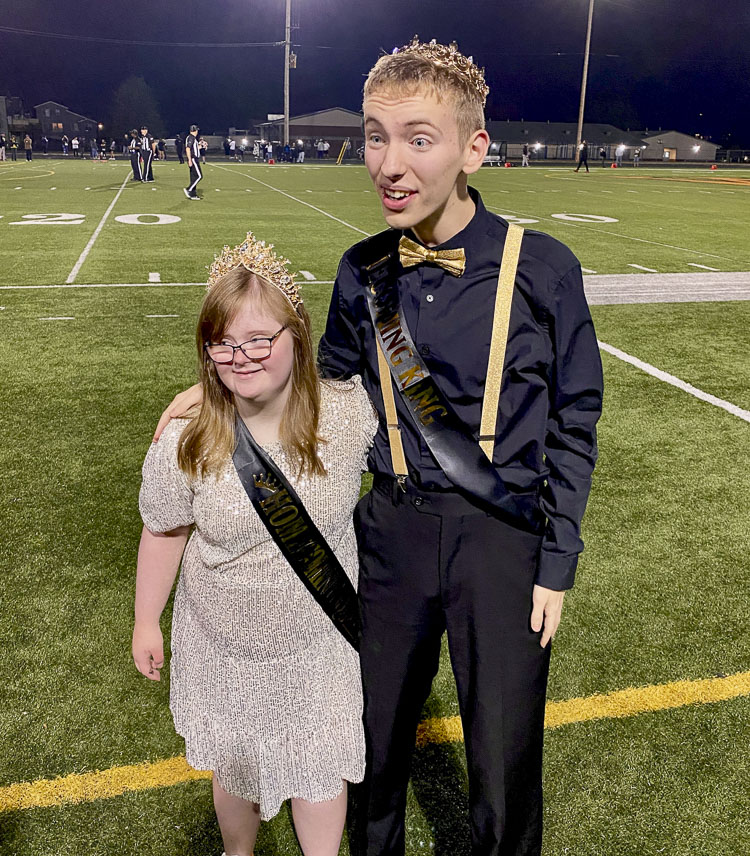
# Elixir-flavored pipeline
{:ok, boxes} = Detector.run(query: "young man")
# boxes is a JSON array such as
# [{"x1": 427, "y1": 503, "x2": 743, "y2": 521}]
[
  {"x1": 184, "y1": 124, "x2": 202, "y2": 200},
  {"x1": 316, "y1": 38, "x2": 603, "y2": 856},
  {"x1": 154, "y1": 37, "x2": 602, "y2": 856}
]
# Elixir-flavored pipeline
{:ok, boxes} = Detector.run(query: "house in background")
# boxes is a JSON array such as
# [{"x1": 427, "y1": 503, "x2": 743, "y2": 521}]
[{"x1": 34, "y1": 101, "x2": 99, "y2": 141}]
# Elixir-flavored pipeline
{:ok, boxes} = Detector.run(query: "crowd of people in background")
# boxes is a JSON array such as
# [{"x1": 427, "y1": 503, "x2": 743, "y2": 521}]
[{"x1": 0, "y1": 131, "x2": 360, "y2": 165}]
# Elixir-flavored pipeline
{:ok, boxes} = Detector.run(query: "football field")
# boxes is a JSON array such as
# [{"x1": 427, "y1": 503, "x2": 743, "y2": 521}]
[{"x1": 1, "y1": 157, "x2": 749, "y2": 856}]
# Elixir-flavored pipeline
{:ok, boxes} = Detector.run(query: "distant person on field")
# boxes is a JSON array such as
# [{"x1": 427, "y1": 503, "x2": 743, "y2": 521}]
[
  {"x1": 265, "y1": 141, "x2": 273, "y2": 161},
  {"x1": 42, "y1": 135, "x2": 49, "y2": 154},
  {"x1": 633, "y1": 147, "x2": 641, "y2": 167},
  {"x1": 296, "y1": 139, "x2": 305, "y2": 163},
  {"x1": 23, "y1": 134, "x2": 33, "y2": 160},
  {"x1": 575, "y1": 139, "x2": 589, "y2": 172},
  {"x1": 90, "y1": 137, "x2": 98, "y2": 159},
  {"x1": 9, "y1": 135, "x2": 18, "y2": 161},
  {"x1": 199, "y1": 137, "x2": 208, "y2": 164},
  {"x1": 71, "y1": 136, "x2": 80, "y2": 157},
  {"x1": 317, "y1": 138, "x2": 325, "y2": 159},
  {"x1": 128, "y1": 129, "x2": 141, "y2": 179},
  {"x1": 61, "y1": 134, "x2": 69, "y2": 155},
  {"x1": 174, "y1": 133, "x2": 185, "y2": 164},
  {"x1": 0, "y1": 134, "x2": 6, "y2": 161},
  {"x1": 184, "y1": 124, "x2": 202, "y2": 200},
  {"x1": 522, "y1": 142, "x2": 530, "y2": 167},
  {"x1": 139, "y1": 125, "x2": 156, "y2": 181},
  {"x1": 599, "y1": 146, "x2": 606, "y2": 167},
  {"x1": 615, "y1": 144, "x2": 625, "y2": 166},
  {"x1": 252, "y1": 140, "x2": 261, "y2": 161},
  {"x1": 158, "y1": 138, "x2": 166, "y2": 160}
]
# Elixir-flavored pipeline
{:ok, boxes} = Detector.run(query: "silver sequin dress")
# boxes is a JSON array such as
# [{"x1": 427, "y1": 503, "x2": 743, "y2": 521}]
[{"x1": 139, "y1": 377, "x2": 377, "y2": 819}]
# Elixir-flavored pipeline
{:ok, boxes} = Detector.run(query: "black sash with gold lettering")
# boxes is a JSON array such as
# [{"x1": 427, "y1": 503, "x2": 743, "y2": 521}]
[
  {"x1": 232, "y1": 416, "x2": 359, "y2": 649},
  {"x1": 363, "y1": 246, "x2": 539, "y2": 532}
]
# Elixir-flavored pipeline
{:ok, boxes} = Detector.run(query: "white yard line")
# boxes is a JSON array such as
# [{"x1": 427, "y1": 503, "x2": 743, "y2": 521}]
[
  {"x1": 485, "y1": 204, "x2": 738, "y2": 262},
  {"x1": 66, "y1": 172, "x2": 130, "y2": 284},
  {"x1": 0, "y1": 281, "x2": 335, "y2": 290},
  {"x1": 211, "y1": 163, "x2": 372, "y2": 237},
  {"x1": 598, "y1": 341, "x2": 750, "y2": 423}
]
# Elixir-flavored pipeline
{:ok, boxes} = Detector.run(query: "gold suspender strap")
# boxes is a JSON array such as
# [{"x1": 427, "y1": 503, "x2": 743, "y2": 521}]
[
  {"x1": 479, "y1": 223, "x2": 524, "y2": 460},
  {"x1": 376, "y1": 340, "x2": 409, "y2": 479}
]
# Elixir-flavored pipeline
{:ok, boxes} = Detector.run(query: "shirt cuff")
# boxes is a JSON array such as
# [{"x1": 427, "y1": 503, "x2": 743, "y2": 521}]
[{"x1": 535, "y1": 549, "x2": 578, "y2": 591}]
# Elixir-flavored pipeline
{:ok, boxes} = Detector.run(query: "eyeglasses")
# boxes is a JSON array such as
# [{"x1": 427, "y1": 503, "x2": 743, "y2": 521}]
[{"x1": 204, "y1": 327, "x2": 286, "y2": 364}]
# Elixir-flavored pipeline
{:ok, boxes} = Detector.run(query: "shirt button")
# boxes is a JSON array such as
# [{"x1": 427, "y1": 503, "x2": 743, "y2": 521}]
[
  {"x1": 425, "y1": 294, "x2": 434, "y2": 303},
  {"x1": 414, "y1": 497, "x2": 424, "y2": 507},
  {"x1": 420, "y1": 345, "x2": 430, "y2": 356}
]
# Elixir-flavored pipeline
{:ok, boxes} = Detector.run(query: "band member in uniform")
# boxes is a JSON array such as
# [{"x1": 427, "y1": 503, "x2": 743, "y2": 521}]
[
  {"x1": 128, "y1": 129, "x2": 141, "y2": 180},
  {"x1": 153, "y1": 38, "x2": 603, "y2": 856},
  {"x1": 184, "y1": 125, "x2": 202, "y2": 200},
  {"x1": 139, "y1": 125, "x2": 156, "y2": 182}
]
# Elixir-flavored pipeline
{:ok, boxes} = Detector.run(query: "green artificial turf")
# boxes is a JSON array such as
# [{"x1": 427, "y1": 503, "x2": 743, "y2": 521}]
[{"x1": 1, "y1": 158, "x2": 749, "y2": 856}]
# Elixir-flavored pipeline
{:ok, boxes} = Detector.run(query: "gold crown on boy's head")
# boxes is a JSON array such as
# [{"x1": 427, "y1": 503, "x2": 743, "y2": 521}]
[
  {"x1": 206, "y1": 231, "x2": 302, "y2": 309},
  {"x1": 391, "y1": 36, "x2": 489, "y2": 105}
]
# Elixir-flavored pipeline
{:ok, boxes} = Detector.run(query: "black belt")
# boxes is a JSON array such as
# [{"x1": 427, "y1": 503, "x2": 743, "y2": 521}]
[{"x1": 371, "y1": 475, "x2": 543, "y2": 525}]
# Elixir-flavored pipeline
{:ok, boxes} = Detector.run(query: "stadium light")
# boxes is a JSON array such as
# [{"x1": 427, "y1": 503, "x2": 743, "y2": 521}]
[
  {"x1": 534, "y1": 142, "x2": 541, "y2": 150},
  {"x1": 692, "y1": 145, "x2": 700, "y2": 152},
  {"x1": 575, "y1": 0, "x2": 596, "y2": 151},
  {"x1": 283, "y1": 0, "x2": 292, "y2": 147}
]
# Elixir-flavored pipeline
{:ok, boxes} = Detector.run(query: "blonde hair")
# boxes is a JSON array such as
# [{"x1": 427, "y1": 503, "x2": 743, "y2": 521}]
[
  {"x1": 177, "y1": 268, "x2": 325, "y2": 479},
  {"x1": 363, "y1": 52, "x2": 485, "y2": 145}
]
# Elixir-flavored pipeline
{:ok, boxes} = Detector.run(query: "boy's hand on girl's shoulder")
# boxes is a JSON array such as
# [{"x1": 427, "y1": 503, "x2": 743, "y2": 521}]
[
  {"x1": 152, "y1": 383, "x2": 204, "y2": 442},
  {"x1": 132, "y1": 622, "x2": 165, "y2": 682},
  {"x1": 530, "y1": 585, "x2": 565, "y2": 648}
]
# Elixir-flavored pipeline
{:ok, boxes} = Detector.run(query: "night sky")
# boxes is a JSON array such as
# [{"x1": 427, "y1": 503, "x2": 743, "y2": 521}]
[{"x1": 1, "y1": 0, "x2": 749, "y2": 146}]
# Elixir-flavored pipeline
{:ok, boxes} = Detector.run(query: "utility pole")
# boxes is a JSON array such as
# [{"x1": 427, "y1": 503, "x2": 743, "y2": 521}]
[
  {"x1": 575, "y1": 0, "x2": 595, "y2": 152},
  {"x1": 283, "y1": 0, "x2": 291, "y2": 147}
]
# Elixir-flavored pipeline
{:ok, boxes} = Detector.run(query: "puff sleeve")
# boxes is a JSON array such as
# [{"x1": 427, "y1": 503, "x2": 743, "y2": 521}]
[{"x1": 139, "y1": 419, "x2": 195, "y2": 533}]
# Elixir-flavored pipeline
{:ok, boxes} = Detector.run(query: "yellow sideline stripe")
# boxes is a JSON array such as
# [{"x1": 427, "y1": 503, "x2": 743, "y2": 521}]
[
  {"x1": 415, "y1": 670, "x2": 750, "y2": 747},
  {"x1": 2, "y1": 671, "x2": 749, "y2": 813}
]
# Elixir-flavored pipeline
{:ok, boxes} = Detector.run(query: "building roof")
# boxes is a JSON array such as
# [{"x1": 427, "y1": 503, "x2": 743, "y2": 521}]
[
  {"x1": 257, "y1": 107, "x2": 363, "y2": 129},
  {"x1": 486, "y1": 121, "x2": 646, "y2": 147},
  {"x1": 33, "y1": 100, "x2": 98, "y2": 123},
  {"x1": 635, "y1": 129, "x2": 719, "y2": 149}
]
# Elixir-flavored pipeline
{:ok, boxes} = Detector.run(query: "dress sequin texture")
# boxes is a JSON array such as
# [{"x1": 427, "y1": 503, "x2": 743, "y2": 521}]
[{"x1": 139, "y1": 377, "x2": 378, "y2": 819}]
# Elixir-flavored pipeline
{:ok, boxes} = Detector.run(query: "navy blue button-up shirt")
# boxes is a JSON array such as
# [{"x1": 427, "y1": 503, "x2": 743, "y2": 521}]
[{"x1": 317, "y1": 188, "x2": 603, "y2": 590}]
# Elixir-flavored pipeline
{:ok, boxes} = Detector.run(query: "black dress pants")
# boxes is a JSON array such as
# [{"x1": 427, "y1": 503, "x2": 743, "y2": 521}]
[
  {"x1": 130, "y1": 152, "x2": 141, "y2": 180},
  {"x1": 355, "y1": 479, "x2": 551, "y2": 856},
  {"x1": 141, "y1": 150, "x2": 153, "y2": 181}
]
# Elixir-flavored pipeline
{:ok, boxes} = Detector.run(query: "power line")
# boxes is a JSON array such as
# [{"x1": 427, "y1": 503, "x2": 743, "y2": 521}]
[{"x1": 0, "y1": 25, "x2": 280, "y2": 48}]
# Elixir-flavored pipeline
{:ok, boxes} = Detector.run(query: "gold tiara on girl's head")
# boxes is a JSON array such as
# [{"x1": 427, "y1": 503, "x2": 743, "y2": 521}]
[{"x1": 206, "y1": 232, "x2": 302, "y2": 309}]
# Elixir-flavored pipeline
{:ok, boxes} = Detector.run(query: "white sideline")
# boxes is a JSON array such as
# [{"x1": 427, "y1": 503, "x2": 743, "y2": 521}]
[
  {"x1": 210, "y1": 162, "x2": 372, "y2": 237},
  {"x1": 598, "y1": 341, "x2": 750, "y2": 424},
  {"x1": 66, "y1": 172, "x2": 130, "y2": 284}
]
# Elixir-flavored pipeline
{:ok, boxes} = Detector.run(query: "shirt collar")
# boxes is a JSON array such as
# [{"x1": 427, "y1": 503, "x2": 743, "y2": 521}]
[{"x1": 404, "y1": 186, "x2": 490, "y2": 252}]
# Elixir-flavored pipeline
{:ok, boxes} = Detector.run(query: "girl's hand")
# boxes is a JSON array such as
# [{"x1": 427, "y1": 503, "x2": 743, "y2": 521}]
[{"x1": 132, "y1": 622, "x2": 165, "y2": 681}]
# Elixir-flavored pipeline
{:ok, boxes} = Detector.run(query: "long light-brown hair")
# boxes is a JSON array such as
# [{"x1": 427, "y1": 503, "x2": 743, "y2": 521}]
[{"x1": 177, "y1": 267, "x2": 324, "y2": 479}]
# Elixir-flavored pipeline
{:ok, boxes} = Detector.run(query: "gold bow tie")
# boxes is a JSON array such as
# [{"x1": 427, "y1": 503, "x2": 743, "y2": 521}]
[{"x1": 398, "y1": 236, "x2": 466, "y2": 277}]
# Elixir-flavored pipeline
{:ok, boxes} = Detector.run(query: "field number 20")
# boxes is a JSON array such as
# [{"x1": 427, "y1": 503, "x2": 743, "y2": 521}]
[{"x1": 6, "y1": 213, "x2": 182, "y2": 226}]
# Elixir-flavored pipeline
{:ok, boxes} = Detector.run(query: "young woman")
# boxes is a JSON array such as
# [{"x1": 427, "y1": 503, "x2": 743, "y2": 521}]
[{"x1": 133, "y1": 234, "x2": 376, "y2": 856}]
